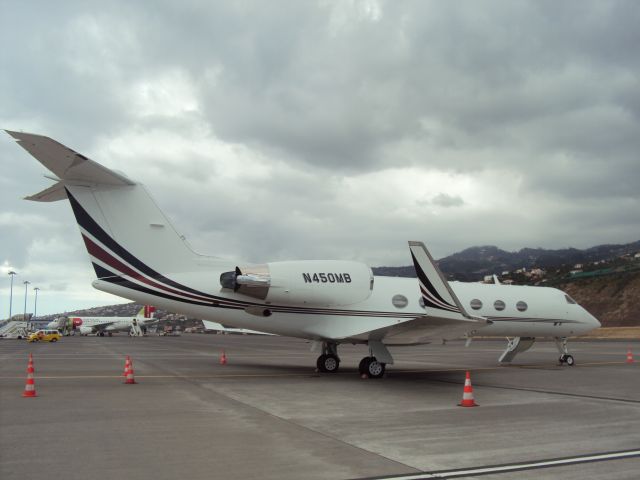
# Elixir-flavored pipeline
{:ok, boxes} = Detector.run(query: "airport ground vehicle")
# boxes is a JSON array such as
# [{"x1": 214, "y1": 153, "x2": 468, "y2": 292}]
[{"x1": 27, "y1": 330, "x2": 62, "y2": 343}]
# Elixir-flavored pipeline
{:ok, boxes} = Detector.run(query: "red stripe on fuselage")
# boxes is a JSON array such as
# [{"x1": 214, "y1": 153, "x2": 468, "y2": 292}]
[{"x1": 82, "y1": 234, "x2": 218, "y2": 304}]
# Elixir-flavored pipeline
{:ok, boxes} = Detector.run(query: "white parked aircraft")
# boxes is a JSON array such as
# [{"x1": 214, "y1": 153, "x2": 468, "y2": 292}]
[
  {"x1": 8, "y1": 131, "x2": 600, "y2": 377},
  {"x1": 47, "y1": 305, "x2": 157, "y2": 336}
]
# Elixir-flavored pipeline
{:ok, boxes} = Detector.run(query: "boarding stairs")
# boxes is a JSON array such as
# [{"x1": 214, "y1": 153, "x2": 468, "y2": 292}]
[
  {"x1": 129, "y1": 319, "x2": 144, "y2": 337},
  {"x1": 0, "y1": 321, "x2": 29, "y2": 339}
]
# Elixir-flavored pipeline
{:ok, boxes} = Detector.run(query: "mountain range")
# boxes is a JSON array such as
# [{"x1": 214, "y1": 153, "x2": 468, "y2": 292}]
[{"x1": 373, "y1": 240, "x2": 640, "y2": 281}]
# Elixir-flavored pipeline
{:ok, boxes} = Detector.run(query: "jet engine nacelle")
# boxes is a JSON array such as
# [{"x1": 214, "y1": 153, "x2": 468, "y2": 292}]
[
  {"x1": 79, "y1": 326, "x2": 94, "y2": 335},
  {"x1": 220, "y1": 260, "x2": 374, "y2": 307}
]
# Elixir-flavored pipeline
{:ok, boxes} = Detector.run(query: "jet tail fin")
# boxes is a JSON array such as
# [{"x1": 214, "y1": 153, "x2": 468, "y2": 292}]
[
  {"x1": 136, "y1": 305, "x2": 156, "y2": 318},
  {"x1": 6, "y1": 130, "x2": 211, "y2": 282}
]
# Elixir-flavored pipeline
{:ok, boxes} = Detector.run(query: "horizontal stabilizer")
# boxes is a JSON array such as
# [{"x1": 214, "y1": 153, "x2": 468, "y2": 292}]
[
  {"x1": 24, "y1": 180, "x2": 68, "y2": 202},
  {"x1": 6, "y1": 131, "x2": 134, "y2": 202}
]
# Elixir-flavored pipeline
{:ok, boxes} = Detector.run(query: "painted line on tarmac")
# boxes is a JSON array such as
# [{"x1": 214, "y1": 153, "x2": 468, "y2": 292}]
[
  {"x1": 0, "y1": 366, "x2": 502, "y2": 380},
  {"x1": 0, "y1": 361, "x2": 629, "y2": 381},
  {"x1": 387, "y1": 361, "x2": 628, "y2": 375},
  {"x1": 433, "y1": 377, "x2": 640, "y2": 404},
  {"x1": 361, "y1": 449, "x2": 640, "y2": 479},
  {"x1": 0, "y1": 373, "x2": 323, "y2": 380}
]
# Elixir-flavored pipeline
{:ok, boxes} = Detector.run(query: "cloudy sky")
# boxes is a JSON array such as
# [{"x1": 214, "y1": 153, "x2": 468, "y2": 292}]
[{"x1": 1, "y1": 0, "x2": 639, "y2": 316}]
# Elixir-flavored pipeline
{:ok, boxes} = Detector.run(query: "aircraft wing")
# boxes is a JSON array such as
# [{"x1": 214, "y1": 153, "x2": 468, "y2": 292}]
[
  {"x1": 202, "y1": 320, "x2": 275, "y2": 336},
  {"x1": 367, "y1": 315, "x2": 484, "y2": 345},
  {"x1": 93, "y1": 322, "x2": 117, "y2": 332}
]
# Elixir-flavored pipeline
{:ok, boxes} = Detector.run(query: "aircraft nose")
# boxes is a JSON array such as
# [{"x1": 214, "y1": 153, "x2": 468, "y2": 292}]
[{"x1": 585, "y1": 309, "x2": 601, "y2": 329}]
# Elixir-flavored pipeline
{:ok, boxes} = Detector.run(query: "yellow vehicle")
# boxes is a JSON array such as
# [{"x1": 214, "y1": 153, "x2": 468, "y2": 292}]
[{"x1": 27, "y1": 329, "x2": 62, "y2": 343}]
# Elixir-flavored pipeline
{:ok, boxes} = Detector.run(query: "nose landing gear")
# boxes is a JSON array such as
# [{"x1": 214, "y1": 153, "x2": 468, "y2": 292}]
[
  {"x1": 558, "y1": 354, "x2": 575, "y2": 366},
  {"x1": 555, "y1": 337, "x2": 575, "y2": 366}
]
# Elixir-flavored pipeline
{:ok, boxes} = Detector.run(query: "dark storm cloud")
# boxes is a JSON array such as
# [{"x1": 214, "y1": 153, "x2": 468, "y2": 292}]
[{"x1": 1, "y1": 0, "x2": 639, "y2": 313}]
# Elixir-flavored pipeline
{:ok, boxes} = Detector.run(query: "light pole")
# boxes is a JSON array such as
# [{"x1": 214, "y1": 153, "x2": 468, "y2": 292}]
[
  {"x1": 23, "y1": 280, "x2": 30, "y2": 330},
  {"x1": 8, "y1": 271, "x2": 16, "y2": 320},
  {"x1": 33, "y1": 287, "x2": 40, "y2": 323}
]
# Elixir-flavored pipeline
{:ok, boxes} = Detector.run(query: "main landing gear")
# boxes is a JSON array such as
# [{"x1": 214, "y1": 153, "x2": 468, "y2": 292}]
[
  {"x1": 358, "y1": 356, "x2": 386, "y2": 378},
  {"x1": 555, "y1": 337, "x2": 575, "y2": 366},
  {"x1": 316, "y1": 342, "x2": 340, "y2": 373},
  {"x1": 314, "y1": 342, "x2": 389, "y2": 378}
]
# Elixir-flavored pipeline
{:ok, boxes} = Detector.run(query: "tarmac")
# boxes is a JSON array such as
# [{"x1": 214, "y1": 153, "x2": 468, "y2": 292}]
[{"x1": 0, "y1": 334, "x2": 638, "y2": 480}]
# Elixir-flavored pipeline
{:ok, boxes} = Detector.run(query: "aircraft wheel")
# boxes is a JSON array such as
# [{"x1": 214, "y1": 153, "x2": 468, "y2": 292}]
[
  {"x1": 367, "y1": 359, "x2": 386, "y2": 378},
  {"x1": 317, "y1": 354, "x2": 340, "y2": 373},
  {"x1": 317, "y1": 354, "x2": 328, "y2": 372},
  {"x1": 565, "y1": 355, "x2": 575, "y2": 366},
  {"x1": 558, "y1": 355, "x2": 566, "y2": 365},
  {"x1": 359, "y1": 357, "x2": 385, "y2": 378},
  {"x1": 358, "y1": 357, "x2": 370, "y2": 374}
]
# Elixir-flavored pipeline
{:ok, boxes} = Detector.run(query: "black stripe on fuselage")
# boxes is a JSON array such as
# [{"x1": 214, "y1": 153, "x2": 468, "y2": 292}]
[
  {"x1": 66, "y1": 188, "x2": 226, "y2": 301},
  {"x1": 94, "y1": 265, "x2": 237, "y2": 309},
  {"x1": 94, "y1": 271, "x2": 569, "y2": 322}
]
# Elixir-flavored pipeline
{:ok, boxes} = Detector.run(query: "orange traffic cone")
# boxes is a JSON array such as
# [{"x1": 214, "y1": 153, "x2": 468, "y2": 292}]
[
  {"x1": 123, "y1": 355, "x2": 131, "y2": 376},
  {"x1": 219, "y1": 350, "x2": 227, "y2": 365},
  {"x1": 458, "y1": 371, "x2": 478, "y2": 407},
  {"x1": 22, "y1": 353, "x2": 37, "y2": 397},
  {"x1": 124, "y1": 357, "x2": 137, "y2": 384},
  {"x1": 626, "y1": 348, "x2": 634, "y2": 364}
]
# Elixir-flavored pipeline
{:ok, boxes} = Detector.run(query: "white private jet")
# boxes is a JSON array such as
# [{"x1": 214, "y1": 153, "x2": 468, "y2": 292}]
[
  {"x1": 8, "y1": 131, "x2": 600, "y2": 377},
  {"x1": 47, "y1": 305, "x2": 157, "y2": 336}
]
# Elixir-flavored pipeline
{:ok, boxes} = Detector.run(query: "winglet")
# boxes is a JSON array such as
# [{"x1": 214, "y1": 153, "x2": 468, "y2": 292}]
[{"x1": 408, "y1": 241, "x2": 473, "y2": 321}]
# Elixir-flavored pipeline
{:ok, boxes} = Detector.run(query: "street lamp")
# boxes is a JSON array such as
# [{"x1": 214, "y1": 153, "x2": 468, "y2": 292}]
[
  {"x1": 33, "y1": 287, "x2": 40, "y2": 322},
  {"x1": 23, "y1": 280, "x2": 30, "y2": 330},
  {"x1": 8, "y1": 271, "x2": 16, "y2": 320}
]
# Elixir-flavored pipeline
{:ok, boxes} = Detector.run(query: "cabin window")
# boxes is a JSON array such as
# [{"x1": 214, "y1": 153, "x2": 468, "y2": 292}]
[
  {"x1": 392, "y1": 294, "x2": 408, "y2": 309},
  {"x1": 565, "y1": 294, "x2": 576, "y2": 304},
  {"x1": 470, "y1": 299, "x2": 482, "y2": 310},
  {"x1": 494, "y1": 300, "x2": 506, "y2": 311},
  {"x1": 516, "y1": 301, "x2": 528, "y2": 312}
]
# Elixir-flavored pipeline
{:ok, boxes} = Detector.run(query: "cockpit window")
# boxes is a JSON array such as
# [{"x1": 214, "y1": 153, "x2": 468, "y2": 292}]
[{"x1": 565, "y1": 294, "x2": 576, "y2": 304}]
